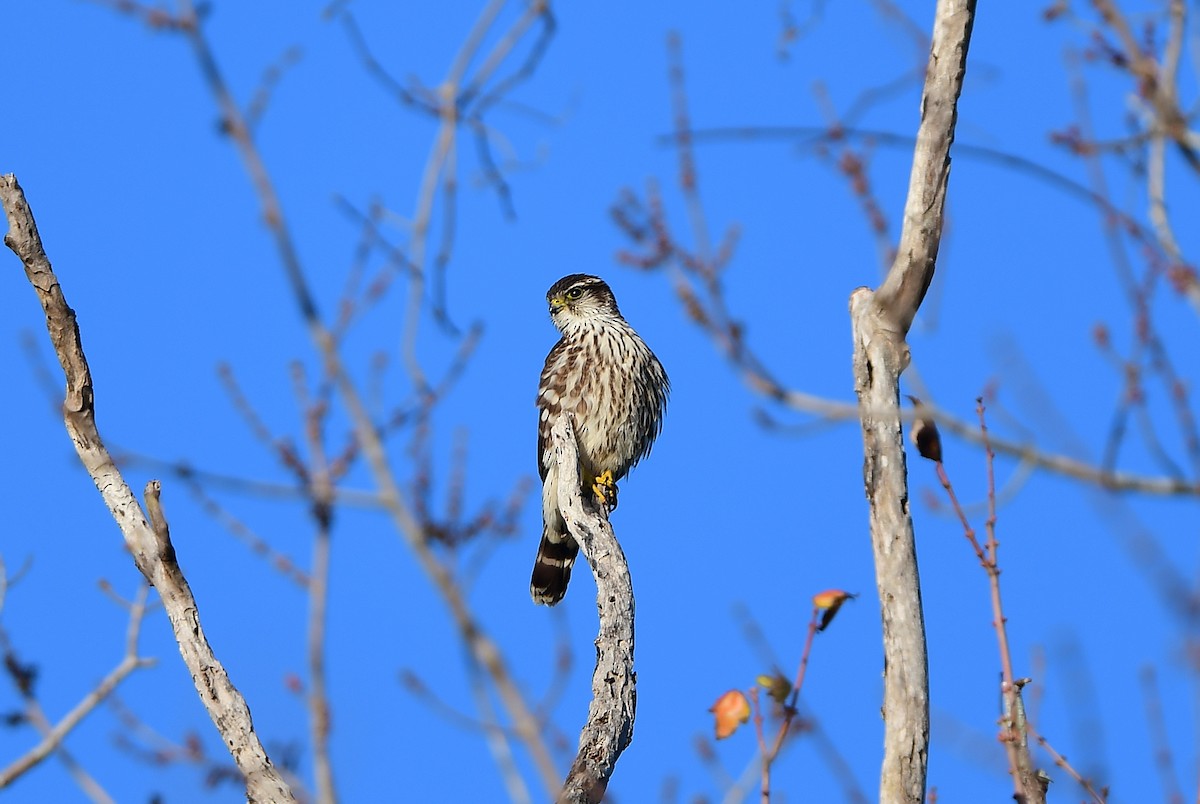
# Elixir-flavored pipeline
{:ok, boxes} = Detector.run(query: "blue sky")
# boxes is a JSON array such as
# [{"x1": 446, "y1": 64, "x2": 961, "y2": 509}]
[{"x1": 2, "y1": 1, "x2": 1197, "y2": 802}]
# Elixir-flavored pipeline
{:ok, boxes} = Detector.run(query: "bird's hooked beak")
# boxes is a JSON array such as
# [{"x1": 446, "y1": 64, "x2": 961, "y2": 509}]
[{"x1": 548, "y1": 295, "x2": 567, "y2": 316}]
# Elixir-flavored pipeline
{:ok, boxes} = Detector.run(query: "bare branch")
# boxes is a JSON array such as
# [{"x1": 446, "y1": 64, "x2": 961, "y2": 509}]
[
  {"x1": 298, "y1": 377, "x2": 338, "y2": 804},
  {"x1": 550, "y1": 415, "x2": 635, "y2": 804},
  {"x1": 0, "y1": 585, "x2": 153, "y2": 798},
  {"x1": 140, "y1": 6, "x2": 562, "y2": 791},
  {"x1": 227, "y1": 71, "x2": 557, "y2": 804},
  {"x1": 851, "y1": 288, "x2": 930, "y2": 804},
  {"x1": 1, "y1": 173, "x2": 296, "y2": 804},
  {"x1": 1140, "y1": 666, "x2": 1182, "y2": 804},
  {"x1": 342, "y1": 0, "x2": 556, "y2": 378},
  {"x1": 616, "y1": 153, "x2": 1200, "y2": 497},
  {"x1": 849, "y1": 2, "x2": 975, "y2": 802},
  {"x1": 932, "y1": 404, "x2": 1044, "y2": 802},
  {"x1": 1026, "y1": 720, "x2": 1107, "y2": 804},
  {"x1": 875, "y1": 0, "x2": 975, "y2": 334},
  {"x1": 466, "y1": 657, "x2": 534, "y2": 804}
]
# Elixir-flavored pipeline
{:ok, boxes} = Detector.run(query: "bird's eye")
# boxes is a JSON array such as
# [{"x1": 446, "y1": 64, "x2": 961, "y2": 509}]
[{"x1": 566, "y1": 287, "x2": 584, "y2": 300}]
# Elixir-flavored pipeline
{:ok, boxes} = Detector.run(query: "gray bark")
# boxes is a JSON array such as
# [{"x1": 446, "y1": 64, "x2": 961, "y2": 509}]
[
  {"x1": 550, "y1": 416, "x2": 636, "y2": 804},
  {"x1": 848, "y1": 2, "x2": 976, "y2": 803}
]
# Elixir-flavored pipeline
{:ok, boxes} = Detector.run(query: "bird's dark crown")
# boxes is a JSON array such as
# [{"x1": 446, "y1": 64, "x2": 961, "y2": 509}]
[
  {"x1": 545, "y1": 274, "x2": 621, "y2": 322},
  {"x1": 546, "y1": 274, "x2": 610, "y2": 299}
]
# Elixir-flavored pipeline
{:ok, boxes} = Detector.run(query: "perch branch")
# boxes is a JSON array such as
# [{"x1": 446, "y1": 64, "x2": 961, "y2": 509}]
[
  {"x1": 550, "y1": 416, "x2": 636, "y2": 804},
  {"x1": 1, "y1": 173, "x2": 296, "y2": 804}
]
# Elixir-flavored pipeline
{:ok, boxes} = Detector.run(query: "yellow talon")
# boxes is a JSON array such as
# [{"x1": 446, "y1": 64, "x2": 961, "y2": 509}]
[{"x1": 591, "y1": 469, "x2": 619, "y2": 510}]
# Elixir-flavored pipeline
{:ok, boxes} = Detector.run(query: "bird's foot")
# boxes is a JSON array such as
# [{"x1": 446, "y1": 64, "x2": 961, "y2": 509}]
[{"x1": 591, "y1": 470, "x2": 619, "y2": 511}]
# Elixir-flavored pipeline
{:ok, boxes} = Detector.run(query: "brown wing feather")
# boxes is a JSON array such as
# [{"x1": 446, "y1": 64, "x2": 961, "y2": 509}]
[{"x1": 536, "y1": 337, "x2": 569, "y2": 482}]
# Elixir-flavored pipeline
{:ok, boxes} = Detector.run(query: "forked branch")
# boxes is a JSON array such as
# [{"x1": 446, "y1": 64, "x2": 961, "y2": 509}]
[{"x1": 849, "y1": 2, "x2": 976, "y2": 803}]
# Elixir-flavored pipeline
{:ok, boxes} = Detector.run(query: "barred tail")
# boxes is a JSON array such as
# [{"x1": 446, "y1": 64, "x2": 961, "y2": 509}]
[{"x1": 530, "y1": 528, "x2": 579, "y2": 606}]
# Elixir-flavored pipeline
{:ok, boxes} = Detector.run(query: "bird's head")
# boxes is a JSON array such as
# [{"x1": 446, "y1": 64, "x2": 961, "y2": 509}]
[{"x1": 546, "y1": 274, "x2": 621, "y2": 331}]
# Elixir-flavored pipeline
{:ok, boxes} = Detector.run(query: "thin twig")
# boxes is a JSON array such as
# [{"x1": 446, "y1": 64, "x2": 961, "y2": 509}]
[
  {"x1": 977, "y1": 403, "x2": 1041, "y2": 803},
  {"x1": 0, "y1": 585, "x2": 154, "y2": 796},
  {"x1": 1025, "y1": 721, "x2": 1107, "y2": 804},
  {"x1": 466, "y1": 657, "x2": 533, "y2": 804},
  {"x1": 299, "y1": 367, "x2": 338, "y2": 804},
  {"x1": 147, "y1": 8, "x2": 563, "y2": 792},
  {"x1": 1140, "y1": 665, "x2": 1184, "y2": 804},
  {"x1": 759, "y1": 607, "x2": 820, "y2": 801}
]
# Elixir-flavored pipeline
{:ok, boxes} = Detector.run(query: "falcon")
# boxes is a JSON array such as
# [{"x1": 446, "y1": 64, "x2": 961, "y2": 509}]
[{"x1": 530, "y1": 274, "x2": 669, "y2": 605}]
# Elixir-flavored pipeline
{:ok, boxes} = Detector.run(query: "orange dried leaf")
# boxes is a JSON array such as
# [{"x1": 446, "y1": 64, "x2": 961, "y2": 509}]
[
  {"x1": 812, "y1": 589, "x2": 856, "y2": 632},
  {"x1": 709, "y1": 689, "x2": 751, "y2": 740},
  {"x1": 812, "y1": 589, "x2": 851, "y2": 609}
]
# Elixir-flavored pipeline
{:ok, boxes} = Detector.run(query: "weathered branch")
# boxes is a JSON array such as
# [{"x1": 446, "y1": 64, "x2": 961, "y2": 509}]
[
  {"x1": 1, "y1": 173, "x2": 296, "y2": 804},
  {"x1": 848, "y1": 2, "x2": 975, "y2": 803},
  {"x1": 550, "y1": 416, "x2": 636, "y2": 804},
  {"x1": 851, "y1": 289, "x2": 930, "y2": 804},
  {"x1": 874, "y1": 0, "x2": 975, "y2": 335}
]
